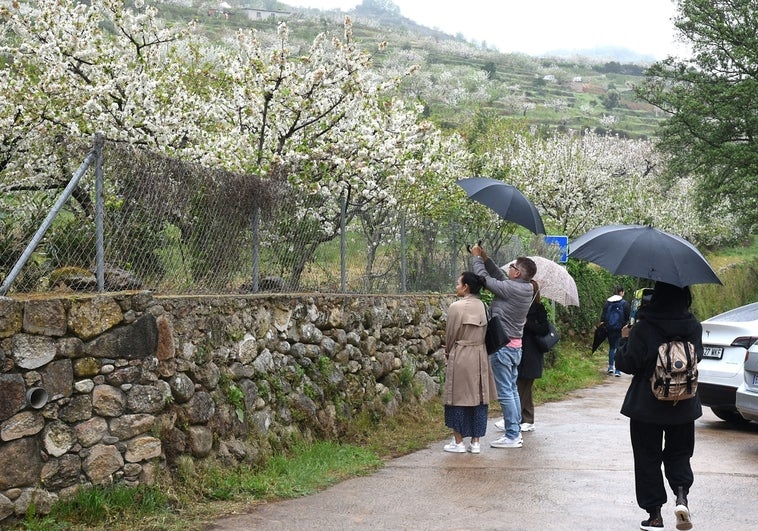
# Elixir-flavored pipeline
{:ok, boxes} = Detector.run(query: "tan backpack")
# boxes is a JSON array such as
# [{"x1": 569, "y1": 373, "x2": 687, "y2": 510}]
[{"x1": 650, "y1": 338, "x2": 698, "y2": 404}]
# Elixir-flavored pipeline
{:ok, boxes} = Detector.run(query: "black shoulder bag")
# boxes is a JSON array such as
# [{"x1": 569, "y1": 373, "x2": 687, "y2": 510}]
[{"x1": 484, "y1": 302, "x2": 509, "y2": 354}]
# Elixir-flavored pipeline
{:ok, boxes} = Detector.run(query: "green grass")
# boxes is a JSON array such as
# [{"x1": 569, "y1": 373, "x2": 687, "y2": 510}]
[
  {"x1": 18, "y1": 485, "x2": 171, "y2": 531},
  {"x1": 13, "y1": 442, "x2": 382, "y2": 531},
  {"x1": 689, "y1": 236, "x2": 758, "y2": 320},
  {"x1": 172, "y1": 442, "x2": 382, "y2": 504},
  {"x1": 534, "y1": 342, "x2": 607, "y2": 403},
  {"x1": 342, "y1": 400, "x2": 449, "y2": 458},
  {"x1": 711, "y1": 234, "x2": 758, "y2": 261}
]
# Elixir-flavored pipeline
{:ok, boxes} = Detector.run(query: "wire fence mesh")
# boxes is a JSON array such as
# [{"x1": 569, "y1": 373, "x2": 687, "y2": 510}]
[{"x1": 1, "y1": 139, "x2": 547, "y2": 296}]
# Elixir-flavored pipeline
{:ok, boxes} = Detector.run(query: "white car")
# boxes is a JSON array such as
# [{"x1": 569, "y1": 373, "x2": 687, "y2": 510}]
[
  {"x1": 736, "y1": 342, "x2": 758, "y2": 422},
  {"x1": 699, "y1": 301, "x2": 758, "y2": 424}
]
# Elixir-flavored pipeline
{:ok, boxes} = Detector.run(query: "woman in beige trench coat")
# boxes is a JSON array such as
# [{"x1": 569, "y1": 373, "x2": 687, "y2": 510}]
[{"x1": 442, "y1": 271, "x2": 497, "y2": 454}]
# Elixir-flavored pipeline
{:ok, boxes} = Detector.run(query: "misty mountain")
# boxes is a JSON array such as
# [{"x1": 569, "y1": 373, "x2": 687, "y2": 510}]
[
  {"x1": 542, "y1": 45, "x2": 657, "y2": 64},
  {"x1": 277, "y1": 1, "x2": 656, "y2": 64}
]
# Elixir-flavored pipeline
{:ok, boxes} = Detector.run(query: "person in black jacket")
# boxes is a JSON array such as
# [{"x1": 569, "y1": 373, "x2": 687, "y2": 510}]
[{"x1": 614, "y1": 281, "x2": 702, "y2": 531}]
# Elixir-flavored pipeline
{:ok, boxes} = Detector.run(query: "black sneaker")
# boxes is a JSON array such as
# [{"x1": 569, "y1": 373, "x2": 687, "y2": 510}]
[{"x1": 640, "y1": 515, "x2": 663, "y2": 530}]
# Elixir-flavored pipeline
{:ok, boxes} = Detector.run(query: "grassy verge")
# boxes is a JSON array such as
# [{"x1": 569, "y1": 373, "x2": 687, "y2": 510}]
[
  {"x1": 535, "y1": 341, "x2": 607, "y2": 403},
  {"x1": 15, "y1": 342, "x2": 606, "y2": 531}
]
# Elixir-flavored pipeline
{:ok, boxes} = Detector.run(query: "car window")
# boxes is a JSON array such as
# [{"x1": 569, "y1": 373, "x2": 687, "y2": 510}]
[{"x1": 705, "y1": 303, "x2": 758, "y2": 323}]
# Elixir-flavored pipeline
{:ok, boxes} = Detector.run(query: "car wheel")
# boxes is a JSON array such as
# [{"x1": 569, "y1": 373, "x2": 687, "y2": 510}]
[{"x1": 711, "y1": 407, "x2": 751, "y2": 424}]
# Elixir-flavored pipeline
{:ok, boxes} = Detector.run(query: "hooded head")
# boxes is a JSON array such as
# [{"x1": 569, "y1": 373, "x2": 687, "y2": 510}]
[{"x1": 648, "y1": 281, "x2": 692, "y2": 313}]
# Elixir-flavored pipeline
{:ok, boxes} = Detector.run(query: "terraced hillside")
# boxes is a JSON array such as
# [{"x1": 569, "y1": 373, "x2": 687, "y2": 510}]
[{"x1": 158, "y1": 1, "x2": 665, "y2": 138}]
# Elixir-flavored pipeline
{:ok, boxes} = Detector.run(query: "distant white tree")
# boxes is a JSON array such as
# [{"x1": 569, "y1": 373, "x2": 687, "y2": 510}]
[{"x1": 475, "y1": 128, "x2": 731, "y2": 245}]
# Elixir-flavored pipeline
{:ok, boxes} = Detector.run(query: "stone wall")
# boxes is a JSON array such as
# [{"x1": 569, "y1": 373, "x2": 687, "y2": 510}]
[{"x1": 0, "y1": 291, "x2": 452, "y2": 521}]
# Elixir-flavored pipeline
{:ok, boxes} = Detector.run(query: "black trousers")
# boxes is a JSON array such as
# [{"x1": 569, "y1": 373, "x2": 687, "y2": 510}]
[
  {"x1": 629, "y1": 419, "x2": 695, "y2": 511},
  {"x1": 516, "y1": 377, "x2": 535, "y2": 424}
]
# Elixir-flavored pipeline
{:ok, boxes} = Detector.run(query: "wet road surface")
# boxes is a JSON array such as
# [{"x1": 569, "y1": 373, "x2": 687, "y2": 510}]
[{"x1": 210, "y1": 379, "x2": 758, "y2": 530}]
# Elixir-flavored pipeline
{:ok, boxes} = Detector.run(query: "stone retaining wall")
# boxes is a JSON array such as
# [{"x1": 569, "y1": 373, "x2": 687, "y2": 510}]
[{"x1": 0, "y1": 291, "x2": 452, "y2": 520}]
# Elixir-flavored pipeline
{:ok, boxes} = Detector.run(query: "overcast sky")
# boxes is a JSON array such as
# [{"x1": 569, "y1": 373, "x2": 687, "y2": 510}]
[{"x1": 286, "y1": 0, "x2": 688, "y2": 59}]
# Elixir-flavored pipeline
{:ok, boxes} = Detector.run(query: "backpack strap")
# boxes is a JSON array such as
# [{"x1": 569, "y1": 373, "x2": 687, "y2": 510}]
[{"x1": 681, "y1": 340, "x2": 695, "y2": 394}]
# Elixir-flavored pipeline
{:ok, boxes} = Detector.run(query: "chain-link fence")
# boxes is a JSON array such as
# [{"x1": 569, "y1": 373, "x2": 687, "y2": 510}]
[{"x1": 1, "y1": 137, "x2": 547, "y2": 296}]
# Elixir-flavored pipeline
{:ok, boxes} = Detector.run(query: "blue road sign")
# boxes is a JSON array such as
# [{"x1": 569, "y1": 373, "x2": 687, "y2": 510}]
[{"x1": 544, "y1": 235, "x2": 569, "y2": 263}]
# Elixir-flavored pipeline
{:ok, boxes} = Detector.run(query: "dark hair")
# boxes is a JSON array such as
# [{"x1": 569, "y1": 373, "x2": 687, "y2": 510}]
[
  {"x1": 460, "y1": 271, "x2": 486, "y2": 295},
  {"x1": 530, "y1": 280, "x2": 541, "y2": 303},
  {"x1": 613, "y1": 285, "x2": 625, "y2": 295},
  {"x1": 649, "y1": 281, "x2": 692, "y2": 312},
  {"x1": 516, "y1": 256, "x2": 537, "y2": 281}
]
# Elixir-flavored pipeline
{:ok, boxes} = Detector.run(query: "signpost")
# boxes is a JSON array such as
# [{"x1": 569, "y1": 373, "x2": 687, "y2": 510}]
[{"x1": 544, "y1": 235, "x2": 569, "y2": 263}]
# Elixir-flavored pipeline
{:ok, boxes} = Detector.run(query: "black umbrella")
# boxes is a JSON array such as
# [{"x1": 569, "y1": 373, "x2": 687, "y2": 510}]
[
  {"x1": 569, "y1": 224, "x2": 721, "y2": 288},
  {"x1": 456, "y1": 177, "x2": 546, "y2": 235},
  {"x1": 591, "y1": 325, "x2": 608, "y2": 353}
]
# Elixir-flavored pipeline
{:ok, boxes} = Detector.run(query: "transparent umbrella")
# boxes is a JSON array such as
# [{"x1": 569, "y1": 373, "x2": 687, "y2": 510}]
[{"x1": 503, "y1": 256, "x2": 579, "y2": 306}]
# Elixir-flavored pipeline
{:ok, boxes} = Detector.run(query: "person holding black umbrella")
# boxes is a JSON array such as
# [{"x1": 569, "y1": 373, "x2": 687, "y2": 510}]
[{"x1": 614, "y1": 281, "x2": 702, "y2": 531}]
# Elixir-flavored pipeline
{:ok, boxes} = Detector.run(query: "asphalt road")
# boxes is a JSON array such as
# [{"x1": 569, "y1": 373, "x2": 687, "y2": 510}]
[{"x1": 209, "y1": 378, "x2": 758, "y2": 531}]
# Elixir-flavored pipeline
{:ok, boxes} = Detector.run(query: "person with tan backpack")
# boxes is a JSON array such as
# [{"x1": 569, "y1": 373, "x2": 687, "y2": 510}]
[{"x1": 614, "y1": 282, "x2": 703, "y2": 531}]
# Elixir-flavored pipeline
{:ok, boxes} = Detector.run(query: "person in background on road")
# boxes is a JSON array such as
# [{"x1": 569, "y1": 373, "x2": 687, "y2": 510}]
[
  {"x1": 601, "y1": 285, "x2": 631, "y2": 376},
  {"x1": 470, "y1": 243, "x2": 536, "y2": 449},
  {"x1": 442, "y1": 271, "x2": 495, "y2": 454},
  {"x1": 614, "y1": 281, "x2": 703, "y2": 531}
]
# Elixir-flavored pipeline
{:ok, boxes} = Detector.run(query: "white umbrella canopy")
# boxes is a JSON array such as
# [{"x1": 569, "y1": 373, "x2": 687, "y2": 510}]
[{"x1": 503, "y1": 256, "x2": 579, "y2": 306}]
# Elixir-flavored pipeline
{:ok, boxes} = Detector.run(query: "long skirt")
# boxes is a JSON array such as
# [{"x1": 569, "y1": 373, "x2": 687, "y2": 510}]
[{"x1": 444, "y1": 404, "x2": 489, "y2": 438}]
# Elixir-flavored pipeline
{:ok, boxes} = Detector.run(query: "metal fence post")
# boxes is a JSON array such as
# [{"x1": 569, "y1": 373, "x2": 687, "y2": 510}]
[
  {"x1": 400, "y1": 212, "x2": 407, "y2": 292},
  {"x1": 251, "y1": 206, "x2": 259, "y2": 292},
  {"x1": 94, "y1": 133, "x2": 105, "y2": 291},
  {"x1": 0, "y1": 143, "x2": 97, "y2": 296},
  {"x1": 340, "y1": 194, "x2": 347, "y2": 292}
]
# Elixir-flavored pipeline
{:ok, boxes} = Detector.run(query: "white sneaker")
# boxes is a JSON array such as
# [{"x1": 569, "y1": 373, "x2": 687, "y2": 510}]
[
  {"x1": 674, "y1": 503, "x2": 692, "y2": 530},
  {"x1": 468, "y1": 442, "x2": 481, "y2": 454},
  {"x1": 494, "y1": 419, "x2": 505, "y2": 430},
  {"x1": 490, "y1": 435, "x2": 523, "y2": 448},
  {"x1": 443, "y1": 438, "x2": 466, "y2": 453},
  {"x1": 520, "y1": 422, "x2": 535, "y2": 432}
]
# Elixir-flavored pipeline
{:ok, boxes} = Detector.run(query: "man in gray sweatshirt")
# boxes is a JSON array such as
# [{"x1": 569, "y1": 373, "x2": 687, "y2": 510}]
[{"x1": 471, "y1": 244, "x2": 536, "y2": 448}]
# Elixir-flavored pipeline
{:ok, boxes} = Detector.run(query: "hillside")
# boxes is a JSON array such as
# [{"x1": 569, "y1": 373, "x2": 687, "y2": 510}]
[{"x1": 159, "y1": 1, "x2": 666, "y2": 138}]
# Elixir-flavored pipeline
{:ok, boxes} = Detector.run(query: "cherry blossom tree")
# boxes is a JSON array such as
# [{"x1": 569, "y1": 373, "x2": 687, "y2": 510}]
[
  {"x1": 471, "y1": 125, "x2": 732, "y2": 245},
  {"x1": 1, "y1": 0, "x2": 470, "y2": 289},
  {"x1": 1, "y1": 0, "x2": 734, "y2": 294}
]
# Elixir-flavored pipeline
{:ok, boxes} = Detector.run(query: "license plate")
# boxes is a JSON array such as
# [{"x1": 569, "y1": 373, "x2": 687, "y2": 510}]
[
  {"x1": 753, "y1": 373, "x2": 758, "y2": 386},
  {"x1": 702, "y1": 346, "x2": 724, "y2": 359}
]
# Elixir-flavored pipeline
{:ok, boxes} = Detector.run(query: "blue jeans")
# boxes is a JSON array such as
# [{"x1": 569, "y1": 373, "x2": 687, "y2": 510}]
[
  {"x1": 490, "y1": 345, "x2": 522, "y2": 440},
  {"x1": 608, "y1": 330, "x2": 621, "y2": 370}
]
